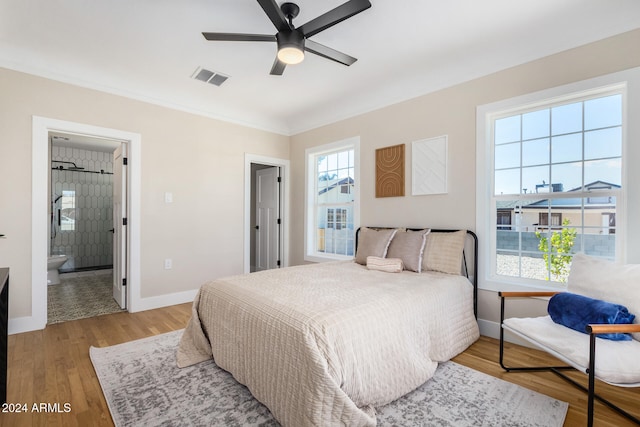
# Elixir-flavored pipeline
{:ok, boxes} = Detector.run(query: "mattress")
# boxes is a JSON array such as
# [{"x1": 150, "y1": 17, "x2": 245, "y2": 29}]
[{"x1": 177, "y1": 261, "x2": 479, "y2": 426}]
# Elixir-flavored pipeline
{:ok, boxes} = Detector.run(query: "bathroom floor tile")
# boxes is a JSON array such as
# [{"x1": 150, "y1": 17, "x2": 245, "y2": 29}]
[{"x1": 47, "y1": 273, "x2": 125, "y2": 324}]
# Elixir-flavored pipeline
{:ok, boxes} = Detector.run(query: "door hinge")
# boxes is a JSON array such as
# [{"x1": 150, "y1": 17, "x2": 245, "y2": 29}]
[
  {"x1": 277, "y1": 176, "x2": 281, "y2": 183},
  {"x1": 277, "y1": 218, "x2": 281, "y2": 225},
  {"x1": 123, "y1": 218, "x2": 128, "y2": 226},
  {"x1": 277, "y1": 260, "x2": 281, "y2": 267},
  {"x1": 122, "y1": 278, "x2": 127, "y2": 287},
  {"x1": 123, "y1": 157, "x2": 128, "y2": 166}
]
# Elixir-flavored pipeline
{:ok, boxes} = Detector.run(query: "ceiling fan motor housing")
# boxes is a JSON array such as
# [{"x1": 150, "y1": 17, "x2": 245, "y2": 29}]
[
  {"x1": 276, "y1": 30, "x2": 304, "y2": 50},
  {"x1": 276, "y1": 30, "x2": 305, "y2": 64}
]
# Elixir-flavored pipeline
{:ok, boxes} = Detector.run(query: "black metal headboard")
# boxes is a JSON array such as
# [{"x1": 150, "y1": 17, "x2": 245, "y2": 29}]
[{"x1": 355, "y1": 227, "x2": 478, "y2": 318}]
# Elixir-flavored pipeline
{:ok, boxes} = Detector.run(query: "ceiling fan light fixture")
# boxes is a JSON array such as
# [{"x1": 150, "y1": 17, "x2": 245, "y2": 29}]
[
  {"x1": 278, "y1": 46, "x2": 304, "y2": 65},
  {"x1": 276, "y1": 31, "x2": 305, "y2": 65}
]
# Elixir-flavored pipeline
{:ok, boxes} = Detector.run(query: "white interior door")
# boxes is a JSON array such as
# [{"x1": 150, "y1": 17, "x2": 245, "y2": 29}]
[
  {"x1": 113, "y1": 144, "x2": 127, "y2": 308},
  {"x1": 255, "y1": 167, "x2": 279, "y2": 271}
]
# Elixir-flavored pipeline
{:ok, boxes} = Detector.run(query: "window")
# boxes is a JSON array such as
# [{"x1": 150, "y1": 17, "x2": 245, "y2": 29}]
[
  {"x1": 538, "y1": 212, "x2": 562, "y2": 229},
  {"x1": 477, "y1": 74, "x2": 632, "y2": 289},
  {"x1": 306, "y1": 138, "x2": 360, "y2": 261},
  {"x1": 60, "y1": 190, "x2": 76, "y2": 231},
  {"x1": 326, "y1": 208, "x2": 348, "y2": 230},
  {"x1": 497, "y1": 211, "x2": 512, "y2": 230}
]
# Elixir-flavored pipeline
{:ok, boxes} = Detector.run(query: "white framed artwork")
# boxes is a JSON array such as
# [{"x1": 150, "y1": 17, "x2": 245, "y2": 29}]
[{"x1": 412, "y1": 135, "x2": 448, "y2": 195}]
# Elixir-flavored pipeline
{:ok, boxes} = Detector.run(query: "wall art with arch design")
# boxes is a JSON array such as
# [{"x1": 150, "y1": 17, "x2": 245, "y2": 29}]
[{"x1": 375, "y1": 144, "x2": 405, "y2": 198}]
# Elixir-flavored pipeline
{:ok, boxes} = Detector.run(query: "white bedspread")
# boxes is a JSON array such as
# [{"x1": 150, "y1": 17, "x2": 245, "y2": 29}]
[{"x1": 177, "y1": 261, "x2": 479, "y2": 426}]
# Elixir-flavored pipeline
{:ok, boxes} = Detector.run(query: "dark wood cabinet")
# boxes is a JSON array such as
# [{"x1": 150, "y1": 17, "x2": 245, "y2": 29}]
[{"x1": 0, "y1": 268, "x2": 8, "y2": 405}]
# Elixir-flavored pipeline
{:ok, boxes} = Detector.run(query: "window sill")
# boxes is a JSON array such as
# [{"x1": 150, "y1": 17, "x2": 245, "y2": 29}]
[
  {"x1": 479, "y1": 277, "x2": 566, "y2": 294},
  {"x1": 304, "y1": 254, "x2": 353, "y2": 264}
]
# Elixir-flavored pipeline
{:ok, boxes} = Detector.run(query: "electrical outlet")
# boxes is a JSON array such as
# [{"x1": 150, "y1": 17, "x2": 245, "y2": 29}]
[{"x1": 164, "y1": 258, "x2": 172, "y2": 269}]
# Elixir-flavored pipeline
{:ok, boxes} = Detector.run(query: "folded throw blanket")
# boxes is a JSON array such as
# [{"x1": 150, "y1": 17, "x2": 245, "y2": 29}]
[
  {"x1": 548, "y1": 292, "x2": 636, "y2": 341},
  {"x1": 366, "y1": 256, "x2": 403, "y2": 273}
]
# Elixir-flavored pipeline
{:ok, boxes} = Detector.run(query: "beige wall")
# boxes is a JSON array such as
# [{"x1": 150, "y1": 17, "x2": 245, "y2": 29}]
[
  {"x1": 2, "y1": 29, "x2": 639, "y2": 333},
  {"x1": 0, "y1": 68, "x2": 289, "y2": 321},
  {"x1": 290, "y1": 29, "x2": 640, "y2": 329}
]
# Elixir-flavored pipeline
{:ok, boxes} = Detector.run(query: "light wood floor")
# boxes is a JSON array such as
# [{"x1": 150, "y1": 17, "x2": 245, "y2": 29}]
[
  {"x1": 3, "y1": 304, "x2": 639, "y2": 426},
  {"x1": 453, "y1": 336, "x2": 640, "y2": 426}
]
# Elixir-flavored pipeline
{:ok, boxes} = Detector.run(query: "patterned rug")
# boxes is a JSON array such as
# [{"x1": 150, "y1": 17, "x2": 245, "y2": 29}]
[{"x1": 90, "y1": 330, "x2": 568, "y2": 427}]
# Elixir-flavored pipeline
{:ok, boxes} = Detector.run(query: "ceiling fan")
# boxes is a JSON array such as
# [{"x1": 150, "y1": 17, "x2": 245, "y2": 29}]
[{"x1": 202, "y1": 0, "x2": 372, "y2": 75}]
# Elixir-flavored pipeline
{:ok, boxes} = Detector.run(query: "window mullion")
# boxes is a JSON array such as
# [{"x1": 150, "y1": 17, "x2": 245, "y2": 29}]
[{"x1": 490, "y1": 90, "x2": 622, "y2": 285}]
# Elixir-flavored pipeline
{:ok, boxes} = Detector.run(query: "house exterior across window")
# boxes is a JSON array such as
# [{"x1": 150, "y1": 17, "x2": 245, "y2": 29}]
[
  {"x1": 305, "y1": 138, "x2": 360, "y2": 262},
  {"x1": 477, "y1": 75, "x2": 629, "y2": 288}
]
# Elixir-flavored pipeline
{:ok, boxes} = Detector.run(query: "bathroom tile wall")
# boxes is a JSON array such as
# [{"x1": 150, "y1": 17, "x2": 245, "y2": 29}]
[{"x1": 51, "y1": 145, "x2": 114, "y2": 271}]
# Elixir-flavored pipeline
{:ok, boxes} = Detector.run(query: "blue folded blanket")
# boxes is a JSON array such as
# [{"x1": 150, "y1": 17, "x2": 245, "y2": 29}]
[{"x1": 548, "y1": 292, "x2": 636, "y2": 341}]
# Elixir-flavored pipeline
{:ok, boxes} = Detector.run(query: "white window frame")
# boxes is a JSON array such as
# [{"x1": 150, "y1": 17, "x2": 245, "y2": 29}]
[
  {"x1": 476, "y1": 69, "x2": 640, "y2": 293},
  {"x1": 305, "y1": 137, "x2": 360, "y2": 262}
]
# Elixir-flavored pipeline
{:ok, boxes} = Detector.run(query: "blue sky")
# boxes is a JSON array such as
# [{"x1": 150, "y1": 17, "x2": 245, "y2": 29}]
[{"x1": 494, "y1": 94, "x2": 622, "y2": 195}]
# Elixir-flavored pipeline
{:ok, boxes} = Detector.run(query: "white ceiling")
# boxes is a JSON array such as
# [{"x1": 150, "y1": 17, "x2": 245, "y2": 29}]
[
  {"x1": 2, "y1": 0, "x2": 640, "y2": 136},
  {"x1": 50, "y1": 131, "x2": 121, "y2": 153}
]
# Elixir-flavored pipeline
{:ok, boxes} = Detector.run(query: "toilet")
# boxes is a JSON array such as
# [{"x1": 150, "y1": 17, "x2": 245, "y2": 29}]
[{"x1": 47, "y1": 255, "x2": 68, "y2": 285}]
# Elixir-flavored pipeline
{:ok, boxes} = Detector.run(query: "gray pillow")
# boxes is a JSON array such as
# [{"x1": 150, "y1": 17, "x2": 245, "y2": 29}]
[
  {"x1": 355, "y1": 228, "x2": 397, "y2": 265},
  {"x1": 386, "y1": 229, "x2": 430, "y2": 272}
]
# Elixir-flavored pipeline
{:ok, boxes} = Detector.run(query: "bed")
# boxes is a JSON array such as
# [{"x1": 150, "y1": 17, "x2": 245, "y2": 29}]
[{"x1": 177, "y1": 228, "x2": 480, "y2": 426}]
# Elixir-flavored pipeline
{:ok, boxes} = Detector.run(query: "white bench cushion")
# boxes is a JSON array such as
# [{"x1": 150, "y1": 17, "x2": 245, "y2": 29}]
[
  {"x1": 568, "y1": 253, "x2": 640, "y2": 341},
  {"x1": 504, "y1": 316, "x2": 640, "y2": 386}
]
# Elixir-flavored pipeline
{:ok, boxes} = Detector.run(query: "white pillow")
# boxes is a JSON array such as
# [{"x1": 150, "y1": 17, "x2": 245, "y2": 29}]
[{"x1": 567, "y1": 253, "x2": 640, "y2": 341}]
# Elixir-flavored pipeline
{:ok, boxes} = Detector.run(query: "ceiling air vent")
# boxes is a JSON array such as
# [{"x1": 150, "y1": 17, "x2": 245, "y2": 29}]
[{"x1": 192, "y1": 67, "x2": 229, "y2": 87}]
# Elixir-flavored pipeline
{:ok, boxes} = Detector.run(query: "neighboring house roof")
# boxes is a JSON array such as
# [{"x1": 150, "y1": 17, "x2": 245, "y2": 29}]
[
  {"x1": 318, "y1": 177, "x2": 354, "y2": 196},
  {"x1": 567, "y1": 180, "x2": 621, "y2": 192},
  {"x1": 498, "y1": 181, "x2": 619, "y2": 211},
  {"x1": 524, "y1": 197, "x2": 616, "y2": 209},
  {"x1": 496, "y1": 200, "x2": 541, "y2": 210}
]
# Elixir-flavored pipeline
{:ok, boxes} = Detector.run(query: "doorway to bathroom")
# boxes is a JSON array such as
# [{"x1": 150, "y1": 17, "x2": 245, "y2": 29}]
[{"x1": 47, "y1": 132, "x2": 126, "y2": 324}]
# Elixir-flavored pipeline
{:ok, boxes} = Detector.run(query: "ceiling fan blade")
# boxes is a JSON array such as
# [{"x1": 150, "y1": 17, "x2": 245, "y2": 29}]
[
  {"x1": 257, "y1": 0, "x2": 292, "y2": 32},
  {"x1": 202, "y1": 32, "x2": 275, "y2": 42},
  {"x1": 299, "y1": 0, "x2": 371, "y2": 38},
  {"x1": 305, "y1": 39, "x2": 357, "y2": 66},
  {"x1": 270, "y1": 57, "x2": 287, "y2": 75}
]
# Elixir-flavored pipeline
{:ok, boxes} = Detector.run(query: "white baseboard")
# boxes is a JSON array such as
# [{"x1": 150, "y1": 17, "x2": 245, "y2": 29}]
[
  {"x1": 478, "y1": 318, "x2": 538, "y2": 349},
  {"x1": 8, "y1": 316, "x2": 46, "y2": 335},
  {"x1": 8, "y1": 289, "x2": 198, "y2": 335},
  {"x1": 129, "y1": 289, "x2": 198, "y2": 313},
  {"x1": 478, "y1": 318, "x2": 500, "y2": 339}
]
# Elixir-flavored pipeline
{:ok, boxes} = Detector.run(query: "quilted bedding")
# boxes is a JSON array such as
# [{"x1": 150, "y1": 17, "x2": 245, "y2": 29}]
[{"x1": 177, "y1": 261, "x2": 479, "y2": 426}]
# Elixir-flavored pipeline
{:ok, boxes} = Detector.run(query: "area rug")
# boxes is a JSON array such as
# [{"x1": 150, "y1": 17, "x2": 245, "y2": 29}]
[{"x1": 90, "y1": 330, "x2": 568, "y2": 427}]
